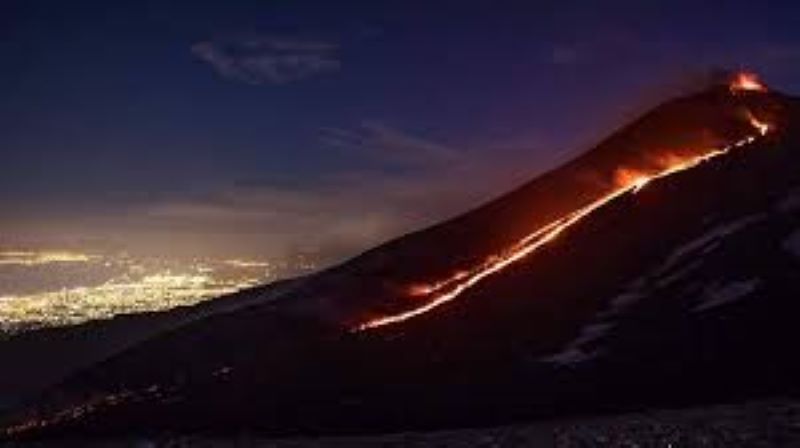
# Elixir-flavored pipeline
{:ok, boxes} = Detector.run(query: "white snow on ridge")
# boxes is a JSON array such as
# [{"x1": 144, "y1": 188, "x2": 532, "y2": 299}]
[
  {"x1": 654, "y1": 260, "x2": 703, "y2": 289},
  {"x1": 542, "y1": 347, "x2": 601, "y2": 365},
  {"x1": 602, "y1": 215, "x2": 762, "y2": 318},
  {"x1": 573, "y1": 323, "x2": 614, "y2": 345},
  {"x1": 596, "y1": 287, "x2": 645, "y2": 320},
  {"x1": 542, "y1": 323, "x2": 613, "y2": 366},
  {"x1": 692, "y1": 279, "x2": 760, "y2": 312},
  {"x1": 543, "y1": 214, "x2": 766, "y2": 366},
  {"x1": 653, "y1": 214, "x2": 763, "y2": 277},
  {"x1": 608, "y1": 290, "x2": 645, "y2": 310}
]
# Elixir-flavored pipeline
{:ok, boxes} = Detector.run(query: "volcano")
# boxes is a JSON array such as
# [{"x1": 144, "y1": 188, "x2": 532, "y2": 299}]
[{"x1": 3, "y1": 74, "x2": 800, "y2": 440}]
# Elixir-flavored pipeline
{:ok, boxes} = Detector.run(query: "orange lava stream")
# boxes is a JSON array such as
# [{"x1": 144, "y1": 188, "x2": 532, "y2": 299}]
[
  {"x1": 355, "y1": 114, "x2": 772, "y2": 331},
  {"x1": 747, "y1": 112, "x2": 771, "y2": 136}
]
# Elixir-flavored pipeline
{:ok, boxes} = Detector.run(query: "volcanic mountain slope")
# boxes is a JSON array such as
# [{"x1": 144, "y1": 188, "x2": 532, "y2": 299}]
[{"x1": 3, "y1": 77, "x2": 800, "y2": 439}]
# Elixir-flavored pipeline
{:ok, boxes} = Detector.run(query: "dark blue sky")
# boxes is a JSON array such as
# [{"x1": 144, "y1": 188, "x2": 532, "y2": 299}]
[{"x1": 2, "y1": 0, "x2": 800, "y2": 261}]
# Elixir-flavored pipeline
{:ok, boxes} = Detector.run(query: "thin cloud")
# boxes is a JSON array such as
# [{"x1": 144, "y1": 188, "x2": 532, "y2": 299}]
[
  {"x1": 141, "y1": 123, "x2": 548, "y2": 263},
  {"x1": 319, "y1": 121, "x2": 461, "y2": 168},
  {"x1": 191, "y1": 35, "x2": 341, "y2": 85},
  {"x1": 1, "y1": 123, "x2": 551, "y2": 264}
]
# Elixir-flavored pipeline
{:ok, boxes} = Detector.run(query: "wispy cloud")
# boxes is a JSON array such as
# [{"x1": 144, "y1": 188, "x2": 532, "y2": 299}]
[
  {"x1": 0, "y1": 121, "x2": 554, "y2": 264},
  {"x1": 141, "y1": 123, "x2": 549, "y2": 263},
  {"x1": 319, "y1": 121, "x2": 460, "y2": 168},
  {"x1": 191, "y1": 35, "x2": 341, "y2": 85}
]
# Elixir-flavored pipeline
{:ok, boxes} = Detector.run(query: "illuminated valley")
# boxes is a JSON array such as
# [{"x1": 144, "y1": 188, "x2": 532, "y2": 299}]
[{"x1": 0, "y1": 250, "x2": 317, "y2": 333}]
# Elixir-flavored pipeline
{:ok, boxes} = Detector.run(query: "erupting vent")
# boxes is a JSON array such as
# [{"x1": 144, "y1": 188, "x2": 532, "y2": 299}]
[{"x1": 730, "y1": 72, "x2": 767, "y2": 93}]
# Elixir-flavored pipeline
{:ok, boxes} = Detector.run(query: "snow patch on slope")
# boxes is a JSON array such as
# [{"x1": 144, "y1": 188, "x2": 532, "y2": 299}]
[
  {"x1": 542, "y1": 323, "x2": 615, "y2": 366},
  {"x1": 602, "y1": 214, "x2": 762, "y2": 318},
  {"x1": 692, "y1": 279, "x2": 760, "y2": 312},
  {"x1": 542, "y1": 214, "x2": 764, "y2": 366},
  {"x1": 653, "y1": 215, "x2": 763, "y2": 277},
  {"x1": 542, "y1": 347, "x2": 601, "y2": 365}
]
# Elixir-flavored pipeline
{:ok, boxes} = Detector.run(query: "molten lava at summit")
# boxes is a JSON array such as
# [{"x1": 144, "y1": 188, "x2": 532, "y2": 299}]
[
  {"x1": 730, "y1": 72, "x2": 767, "y2": 93},
  {"x1": 355, "y1": 77, "x2": 775, "y2": 331}
]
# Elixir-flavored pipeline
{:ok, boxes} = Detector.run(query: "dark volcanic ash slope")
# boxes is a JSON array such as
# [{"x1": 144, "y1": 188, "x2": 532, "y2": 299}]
[{"x1": 2, "y1": 82, "x2": 799, "y2": 439}]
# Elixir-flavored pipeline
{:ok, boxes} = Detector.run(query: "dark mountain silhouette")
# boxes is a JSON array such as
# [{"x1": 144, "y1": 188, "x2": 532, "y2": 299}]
[{"x1": 2, "y1": 77, "x2": 799, "y2": 440}]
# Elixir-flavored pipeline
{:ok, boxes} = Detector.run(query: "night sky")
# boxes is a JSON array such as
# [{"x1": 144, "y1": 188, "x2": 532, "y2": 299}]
[{"x1": 3, "y1": 0, "x2": 800, "y2": 264}]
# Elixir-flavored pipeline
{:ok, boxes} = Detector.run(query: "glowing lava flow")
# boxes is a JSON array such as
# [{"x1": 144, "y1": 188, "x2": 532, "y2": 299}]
[
  {"x1": 355, "y1": 114, "x2": 772, "y2": 331},
  {"x1": 747, "y1": 112, "x2": 771, "y2": 136}
]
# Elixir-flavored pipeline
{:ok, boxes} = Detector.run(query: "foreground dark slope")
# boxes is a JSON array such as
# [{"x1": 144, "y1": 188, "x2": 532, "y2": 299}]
[
  {"x1": 0, "y1": 278, "x2": 298, "y2": 413},
  {"x1": 3, "y1": 85, "x2": 799, "y2": 439}
]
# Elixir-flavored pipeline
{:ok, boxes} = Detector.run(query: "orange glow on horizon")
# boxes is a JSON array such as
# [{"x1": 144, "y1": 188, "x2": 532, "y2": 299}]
[
  {"x1": 355, "y1": 112, "x2": 773, "y2": 331},
  {"x1": 0, "y1": 250, "x2": 97, "y2": 266}
]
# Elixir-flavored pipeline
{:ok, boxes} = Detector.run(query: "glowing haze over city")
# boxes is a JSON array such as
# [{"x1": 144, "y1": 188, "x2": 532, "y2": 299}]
[{"x1": 0, "y1": 249, "x2": 316, "y2": 332}]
